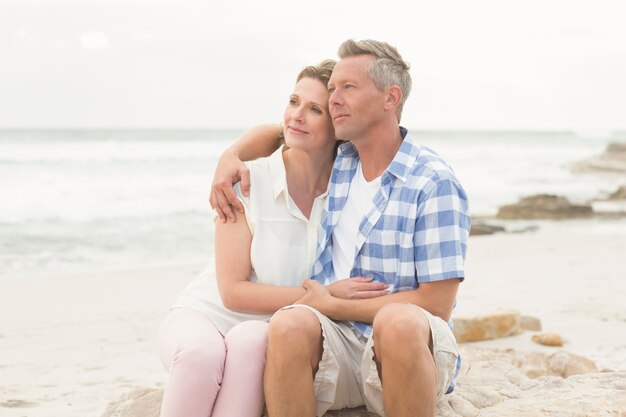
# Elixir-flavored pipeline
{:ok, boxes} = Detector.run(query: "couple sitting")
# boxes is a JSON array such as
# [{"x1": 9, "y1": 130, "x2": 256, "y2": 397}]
[{"x1": 158, "y1": 38, "x2": 470, "y2": 417}]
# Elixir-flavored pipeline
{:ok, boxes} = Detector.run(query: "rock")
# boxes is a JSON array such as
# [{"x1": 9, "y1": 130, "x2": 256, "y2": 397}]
[
  {"x1": 0, "y1": 399, "x2": 38, "y2": 408},
  {"x1": 453, "y1": 311, "x2": 521, "y2": 342},
  {"x1": 100, "y1": 388, "x2": 376, "y2": 417},
  {"x1": 437, "y1": 347, "x2": 615, "y2": 416},
  {"x1": 531, "y1": 332, "x2": 564, "y2": 347},
  {"x1": 323, "y1": 408, "x2": 377, "y2": 416},
  {"x1": 607, "y1": 142, "x2": 626, "y2": 153},
  {"x1": 460, "y1": 346, "x2": 598, "y2": 378},
  {"x1": 469, "y1": 223, "x2": 506, "y2": 236},
  {"x1": 508, "y1": 225, "x2": 539, "y2": 234},
  {"x1": 100, "y1": 387, "x2": 163, "y2": 417},
  {"x1": 101, "y1": 348, "x2": 615, "y2": 417},
  {"x1": 520, "y1": 315, "x2": 542, "y2": 331},
  {"x1": 609, "y1": 186, "x2": 626, "y2": 200},
  {"x1": 496, "y1": 194, "x2": 593, "y2": 220},
  {"x1": 573, "y1": 141, "x2": 626, "y2": 173},
  {"x1": 546, "y1": 351, "x2": 598, "y2": 377},
  {"x1": 439, "y1": 363, "x2": 626, "y2": 417}
]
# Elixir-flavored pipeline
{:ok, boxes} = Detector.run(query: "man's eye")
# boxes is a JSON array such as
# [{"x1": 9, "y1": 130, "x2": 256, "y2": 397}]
[
  {"x1": 328, "y1": 87, "x2": 335, "y2": 93},
  {"x1": 289, "y1": 98, "x2": 297, "y2": 105}
]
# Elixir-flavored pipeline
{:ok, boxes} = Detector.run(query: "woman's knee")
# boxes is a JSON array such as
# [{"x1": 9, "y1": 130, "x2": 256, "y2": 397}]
[
  {"x1": 170, "y1": 337, "x2": 227, "y2": 376},
  {"x1": 225, "y1": 320, "x2": 269, "y2": 357},
  {"x1": 159, "y1": 310, "x2": 227, "y2": 374}
]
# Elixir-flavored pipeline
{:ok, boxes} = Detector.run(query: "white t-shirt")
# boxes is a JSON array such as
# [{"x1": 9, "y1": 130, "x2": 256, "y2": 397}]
[
  {"x1": 330, "y1": 161, "x2": 381, "y2": 282},
  {"x1": 172, "y1": 148, "x2": 328, "y2": 334}
]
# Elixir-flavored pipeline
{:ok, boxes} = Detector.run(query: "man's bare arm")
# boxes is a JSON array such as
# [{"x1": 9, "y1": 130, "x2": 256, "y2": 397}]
[
  {"x1": 299, "y1": 278, "x2": 460, "y2": 323},
  {"x1": 210, "y1": 124, "x2": 282, "y2": 222}
]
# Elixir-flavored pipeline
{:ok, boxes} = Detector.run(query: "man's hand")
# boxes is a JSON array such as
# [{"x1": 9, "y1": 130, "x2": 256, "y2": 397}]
[
  {"x1": 328, "y1": 277, "x2": 389, "y2": 299},
  {"x1": 210, "y1": 150, "x2": 250, "y2": 223},
  {"x1": 296, "y1": 280, "x2": 335, "y2": 315}
]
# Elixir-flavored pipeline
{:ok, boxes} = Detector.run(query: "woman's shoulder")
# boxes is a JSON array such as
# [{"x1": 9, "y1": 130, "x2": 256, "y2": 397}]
[{"x1": 244, "y1": 148, "x2": 286, "y2": 192}]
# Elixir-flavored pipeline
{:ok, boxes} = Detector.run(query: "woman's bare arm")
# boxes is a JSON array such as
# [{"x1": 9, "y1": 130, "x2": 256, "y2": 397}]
[
  {"x1": 210, "y1": 124, "x2": 282, "y2": 223},
  {"x1": 214, "y1": 210, "x2": 308, "y2": 313}
]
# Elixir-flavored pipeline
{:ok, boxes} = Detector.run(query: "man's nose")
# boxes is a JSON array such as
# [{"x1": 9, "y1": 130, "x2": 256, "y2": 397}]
[{"x1": 329, "y1": 89, "x2": 341, "y2": 106}]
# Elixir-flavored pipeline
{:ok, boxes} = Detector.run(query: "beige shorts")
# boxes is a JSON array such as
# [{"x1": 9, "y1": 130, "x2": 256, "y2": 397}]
[{"x1": 275, "y1": 304, "x2": 459, "y2": 417}]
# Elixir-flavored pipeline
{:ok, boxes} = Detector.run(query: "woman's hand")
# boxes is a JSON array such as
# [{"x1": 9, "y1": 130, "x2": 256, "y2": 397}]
[
  {"x1": 210, "y1": 149, "x2": 250, "y2": 223},
  {"x1": 328, "y1": 277, "x2": 389, "y2": 299}
]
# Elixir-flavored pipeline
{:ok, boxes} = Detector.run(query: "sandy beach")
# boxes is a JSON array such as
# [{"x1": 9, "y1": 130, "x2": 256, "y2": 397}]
[{"x1": 1, "y1": 220, "x2": 625, "y2": 417}]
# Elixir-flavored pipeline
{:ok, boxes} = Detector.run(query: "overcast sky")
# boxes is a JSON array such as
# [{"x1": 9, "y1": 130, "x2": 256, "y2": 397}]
[{"x1": 1, "y1": 0, "x2": 625, "y2": 130}]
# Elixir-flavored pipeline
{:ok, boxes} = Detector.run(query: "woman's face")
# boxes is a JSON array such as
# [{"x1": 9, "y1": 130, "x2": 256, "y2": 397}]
[{"x1": 283, "y1": 77, "x2": 336, "y2": 153}]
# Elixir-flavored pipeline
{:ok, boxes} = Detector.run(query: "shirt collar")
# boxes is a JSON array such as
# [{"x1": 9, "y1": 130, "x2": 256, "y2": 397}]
[
  {"x1": 337, "y1": 126, "x2": 420, "y2": 184},
  {"x1": 385, "y1": 127, "x2": 420, "y2": 184},
  {"x1": 267, "y1": 147, "x2": 288, "y2": 200}
]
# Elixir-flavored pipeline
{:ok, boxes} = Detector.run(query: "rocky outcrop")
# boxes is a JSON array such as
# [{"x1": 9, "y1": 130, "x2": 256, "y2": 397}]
[
  {"x1": 609, "y1": 186, "x2": 626, "y2": 200},
  {"x1": 607, "y1": 142, "x2": 626, "y2": 153},
  {"x1": 100, "y1": 388, "x2": 378, "y2": 417},
  {"x1": 496, "y1": 194, "x2": 593, "y2": 220},
  {"x1": 573, "y1": 141, "x2": 626, "y2": 173},
  {"x1": 453, "y1": 311, "x2": 521, "y2": 342},
  {"x1": 519, "y1": 315, "x2": 542, "y2": 331},
  {"x1": 470, "y1": 223, "x2": 506, "y2": 236},
  {"x1": 437, "y1": 360, "x2": 624, "y2": 417},
  {"x1": 101, "y1": 347, "x2": 621, "y2": 417},
  {"x1": 101, "y1": 388, "x2": 163, "y2": 417},
  {"x1": 460, "y1": 347, "x2": 598, "y2": 378}
]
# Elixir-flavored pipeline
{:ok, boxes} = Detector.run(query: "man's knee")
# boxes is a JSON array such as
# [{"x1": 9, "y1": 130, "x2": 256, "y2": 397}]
[
  {"x1": 373, "y1": 304, "x2": 432, "y2": 354},
  {"x1": 268, "y1": 308, "x2": 320, "y2": 341},
  {"x1": 267, "y1": 308, "x2": 323, "y2": 364}
]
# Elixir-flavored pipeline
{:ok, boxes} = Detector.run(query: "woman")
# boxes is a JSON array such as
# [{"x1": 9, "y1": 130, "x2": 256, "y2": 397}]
[{"x1": 158, "y1": 60, "x2": 342, "y2": 417}]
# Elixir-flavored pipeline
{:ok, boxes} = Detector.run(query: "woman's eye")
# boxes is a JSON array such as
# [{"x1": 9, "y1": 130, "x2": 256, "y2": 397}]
[{"x1": 311, "y1": 107, "x2": 322, "y2": 114}]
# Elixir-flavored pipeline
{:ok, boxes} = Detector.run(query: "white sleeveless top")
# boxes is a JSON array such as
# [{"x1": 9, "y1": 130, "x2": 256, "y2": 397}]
[{"x1": 171, "y1": 148, "x2": 328, "y2": 335}]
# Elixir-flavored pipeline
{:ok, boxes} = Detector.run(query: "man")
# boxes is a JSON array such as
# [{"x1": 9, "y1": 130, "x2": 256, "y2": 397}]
[{"x1": 211, "y1": 39, "x2": 470, "y2": 417}]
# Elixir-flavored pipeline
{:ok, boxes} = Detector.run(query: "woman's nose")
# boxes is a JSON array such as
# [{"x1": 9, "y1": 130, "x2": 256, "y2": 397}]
[{"x1": 292, "y1": 105, "x2": 305, "y2": 121}]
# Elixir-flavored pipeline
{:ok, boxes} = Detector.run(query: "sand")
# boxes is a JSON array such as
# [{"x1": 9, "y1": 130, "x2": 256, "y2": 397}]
[{"x1": 1, "y1": 220, "x2": 625, "y2": 417}]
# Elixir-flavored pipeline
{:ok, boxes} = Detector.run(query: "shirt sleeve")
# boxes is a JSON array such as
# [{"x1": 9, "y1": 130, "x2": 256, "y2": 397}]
[
  {"x1": 233, "y1": 173, "x2": 254, "y2": 235},
  {"x1": 413, "y1": 178, "x2": 471, "y2": 282}
]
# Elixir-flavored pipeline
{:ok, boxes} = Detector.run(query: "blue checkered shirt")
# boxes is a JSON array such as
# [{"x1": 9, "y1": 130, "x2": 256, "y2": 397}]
[{"x1": 311, "y1": 127, "x2": 470, "y2": 338}]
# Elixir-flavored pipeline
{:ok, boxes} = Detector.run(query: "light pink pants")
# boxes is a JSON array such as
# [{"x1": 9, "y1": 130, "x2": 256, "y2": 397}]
[{"x1": 158, "y1": 308, "x2": 269, "y2": 417}]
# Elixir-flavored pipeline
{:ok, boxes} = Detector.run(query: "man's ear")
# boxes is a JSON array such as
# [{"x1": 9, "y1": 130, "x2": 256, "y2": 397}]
[{"x1": 384, "y1": 85, "x2": 402, "y2": 112}]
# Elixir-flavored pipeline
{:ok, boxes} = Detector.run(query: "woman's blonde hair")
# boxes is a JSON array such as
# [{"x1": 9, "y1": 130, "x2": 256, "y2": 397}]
[
  {"x1": 280, "y1": 59, "x2": 338, "y2": 145},
  {"x1": 296, "y1": 59, "x2": 336, "y2": 88}
]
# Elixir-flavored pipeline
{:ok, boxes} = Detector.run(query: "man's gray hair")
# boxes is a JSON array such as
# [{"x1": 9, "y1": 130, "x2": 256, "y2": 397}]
[{"x1": 337, "y1": 39, "x2": 411, "y2": 121}]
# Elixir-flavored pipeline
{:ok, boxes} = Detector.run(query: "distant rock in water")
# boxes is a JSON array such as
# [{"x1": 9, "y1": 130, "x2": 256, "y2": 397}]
[
  {"x1": 497, "y1": 194, "x2": 593, "y2": 220},
  {"x1": 608, "y1": 185, "x2": 626, "y2": 200},
  {"x1": 469, "y1": 223, "x2": 506, "y2": 236},
  {"x1": 607, "y1": 142, "x2": 626, "y2": 153},
  {"x1": 573, "y1": 141, "x2": 626, "y2": 173}
]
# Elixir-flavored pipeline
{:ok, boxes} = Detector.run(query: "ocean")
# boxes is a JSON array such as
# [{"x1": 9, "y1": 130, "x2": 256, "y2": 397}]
[{"x1": 1, "y1": 129, "x2": 624, "y2": 278}]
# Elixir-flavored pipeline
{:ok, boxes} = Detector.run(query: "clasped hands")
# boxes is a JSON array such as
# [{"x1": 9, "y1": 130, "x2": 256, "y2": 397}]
[{"x1": 295, "y1": 277, "x2": 389, "y2": 316}]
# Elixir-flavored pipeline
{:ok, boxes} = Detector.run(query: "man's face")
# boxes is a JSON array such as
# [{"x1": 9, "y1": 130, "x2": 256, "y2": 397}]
[{"x1": 327, "y1": 55, "x2": 387, "y2": 142}]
